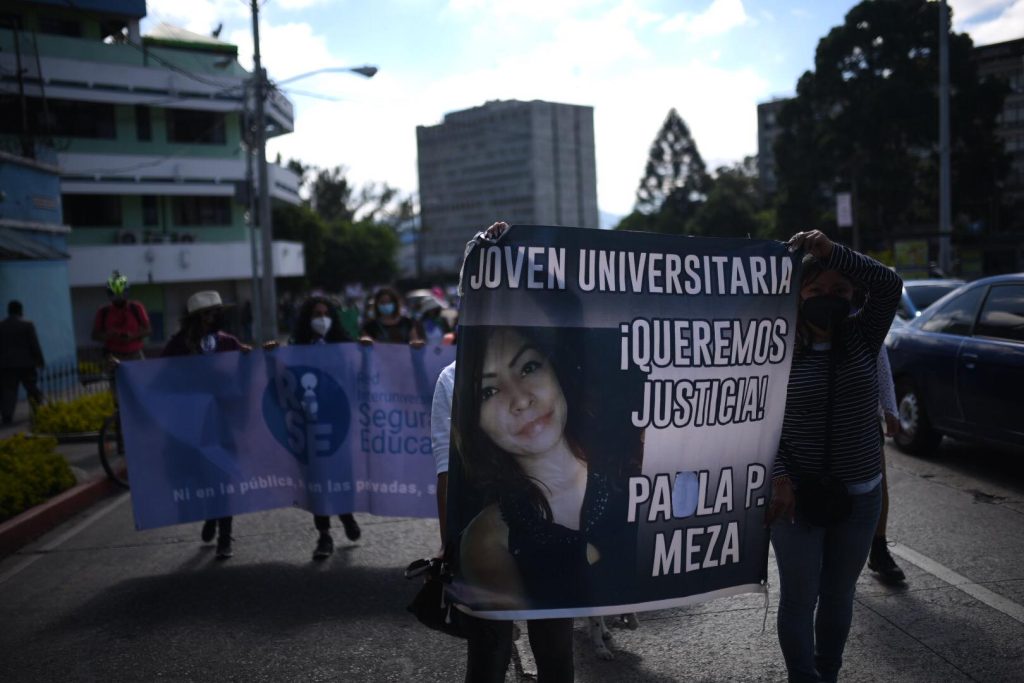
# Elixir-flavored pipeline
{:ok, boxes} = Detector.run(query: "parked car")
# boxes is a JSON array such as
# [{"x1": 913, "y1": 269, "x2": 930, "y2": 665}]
[
  {"x1": 896, "y1": 279, "x2": 965, "y2": 321},
  {"x1": 885, "y1": 274, "x2": 1024, "y2": 454}
]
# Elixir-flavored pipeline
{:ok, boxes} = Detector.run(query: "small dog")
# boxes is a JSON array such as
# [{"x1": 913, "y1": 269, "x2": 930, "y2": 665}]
[{"x1": 586, "y1": 613, "x2": 639, "y2": 660}]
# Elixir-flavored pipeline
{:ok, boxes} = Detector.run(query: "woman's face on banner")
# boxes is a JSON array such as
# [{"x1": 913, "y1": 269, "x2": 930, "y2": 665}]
[{"x1": 478, "y1": 329, "x2": 567, "y2": 458}]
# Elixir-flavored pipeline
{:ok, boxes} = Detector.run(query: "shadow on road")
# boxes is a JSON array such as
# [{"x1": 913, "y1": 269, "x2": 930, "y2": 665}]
[
  {"x1": 890, "y1": 437, "x2": 1024, "y2": 497},
  {"x1": 40, "y1": 560, "x2": 413, "y2": 638}
]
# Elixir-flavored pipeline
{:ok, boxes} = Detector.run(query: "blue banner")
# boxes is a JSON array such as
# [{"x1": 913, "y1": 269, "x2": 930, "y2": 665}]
[{"x1": 117, "y1": 343, "x2": 455, "y2": 530}]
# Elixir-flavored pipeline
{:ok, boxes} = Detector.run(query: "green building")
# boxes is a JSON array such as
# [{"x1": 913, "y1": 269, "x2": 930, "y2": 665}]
[{"x1": 0, "y1": 0, "x2": 304, "y2": 347}]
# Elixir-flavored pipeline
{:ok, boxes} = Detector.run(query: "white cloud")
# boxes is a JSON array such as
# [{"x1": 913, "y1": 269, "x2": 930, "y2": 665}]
[
  {"x1": 661, "y1": 0, "x2": 752, "y2": 37},
  {"x1": 275, "y1": 0, "x2": 333, "y2": 10},
  {"x1": 949, "y1": 0, "x2": 1013, "y2": 23},
  {"x1": 146, "y1": 1, "x2": 772, "y2": 217},
  {"x1": 269, "y1": 50, "x2": 769, "y2": 216},
  {"x1": 953, "y1": 0, "x2": 1024, "y2": 45},
  {"x1": 445, "y1": 0, "x2": 595, "y2": 22}
]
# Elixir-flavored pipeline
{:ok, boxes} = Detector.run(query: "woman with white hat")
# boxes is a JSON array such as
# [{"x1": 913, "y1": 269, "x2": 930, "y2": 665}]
[{"x1": 162, "y1": 290, "x2": 250, "y2": 559}]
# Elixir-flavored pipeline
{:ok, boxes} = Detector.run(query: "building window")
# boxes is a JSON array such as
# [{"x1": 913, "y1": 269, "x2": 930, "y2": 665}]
[
  {"x1": 48, "y1": 99, "x2": 116, "y2": 138},
  {"x1": 63, "y1": 195, "x2": 122, "y2": 227},
  {"x1": 142, "y1": 196, "x2": 159, "y2": 226},
  {"x1": 166, "y1": 109, "x2": 226, "y2": 144},
  {"x1": 0, "y1": 98, "x2": 115, "y2": 139},
  {"x1": 172, "y1": 197, "x2": 231, "y2": 226},
  {"x1": 135, "y1": 105, "x2": 152, "y2": 141},
  {"x1": 37, "y1": 16, "x2": 81, "y2": 37}
]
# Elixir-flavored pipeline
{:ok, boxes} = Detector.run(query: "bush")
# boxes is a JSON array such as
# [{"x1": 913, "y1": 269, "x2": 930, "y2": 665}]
[
  {"x1": 32, "y1": 392, "x2": 114, "y2": 434},
  {"x1": 0, "y1": 434, "x2": 75, "y2": 523}
]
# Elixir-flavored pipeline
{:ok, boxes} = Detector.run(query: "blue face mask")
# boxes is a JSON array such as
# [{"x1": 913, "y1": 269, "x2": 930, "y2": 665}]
[{"x1": 378, "y1": 303, "x2": 396, "y2": 316}]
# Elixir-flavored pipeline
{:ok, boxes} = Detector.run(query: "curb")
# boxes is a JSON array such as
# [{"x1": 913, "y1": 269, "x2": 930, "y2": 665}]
[{"x1": 0, "y1": 468, "x2": 126, "y2": 559}]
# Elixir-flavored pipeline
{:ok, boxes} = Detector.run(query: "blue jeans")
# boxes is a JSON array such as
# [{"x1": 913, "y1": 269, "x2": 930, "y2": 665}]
[{"x1": 771, "y1": 485, "x2": 882, "y2": 683}]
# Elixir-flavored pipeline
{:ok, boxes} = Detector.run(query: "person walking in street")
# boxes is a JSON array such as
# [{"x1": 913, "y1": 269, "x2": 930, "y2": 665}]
[
  {"x1": 92, "y1": 271, "x2": 151, "y2": 362},
  {"x1": 290, "y1": 294, "x2": 362, "y2": 559},
  {"x1": 162, "y1": 290, "x2": 248, "y2": 559},
  {"x1": 0, "y1": 301, "x2": 45, "y2": 425},
  {"x1": 359, "y1": 287, "x2": 424, "y2": 346},
  {"x1": 430, "y1": 221, "x2": 575, "y2": 683},
  {"x1": 867, "y1": 345, "x2": 907, "y2": 583},
  {"x1": 766, "y1": 230, "x2": 901, "y2": 683}
]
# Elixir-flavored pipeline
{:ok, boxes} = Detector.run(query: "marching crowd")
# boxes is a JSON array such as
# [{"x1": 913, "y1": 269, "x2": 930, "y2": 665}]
[{"x1": 2, "y1": 222, "x2": 908, "y2": 683}]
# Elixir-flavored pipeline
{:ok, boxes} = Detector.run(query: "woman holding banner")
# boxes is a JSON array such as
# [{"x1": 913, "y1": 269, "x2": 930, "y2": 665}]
[
  {"x1": 359, "y1": 287, "x2": 424, "y2": 346},
  {"x1": 290, "y1": 295, "x2": 363, "y2": 560},
  {"x1": 162, "y1": 290, "x2": 250, "y2": 560},
  {"x1": 766, "y1": 230, "x2": 901, "y2": 683}
]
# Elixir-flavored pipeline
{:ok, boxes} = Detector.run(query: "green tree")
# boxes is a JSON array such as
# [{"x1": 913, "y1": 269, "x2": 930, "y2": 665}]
[
  {"x1": 319, "y1": 220, "x2": 399, "y2": 290},
  {"x1": 689, "y1": 157, "x2": 775, "y2": 239},
  {"x1": 272, "y1": 204, "x2": 328, "y2": 290},
  {"x1": 617, "y1": 108, "x2": 710, "y2": 234},
  {"x1": 774, "y1": 0, "x2": 1007, "y2": 246},
  {"x1": 309, "y1": 165, "x2": 357, "y2": 223}
]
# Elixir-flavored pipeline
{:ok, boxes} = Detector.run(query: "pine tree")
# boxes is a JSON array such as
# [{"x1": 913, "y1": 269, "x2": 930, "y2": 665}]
[{"x1": 634, "y1": 108, "x2": 710, "y2": 216}]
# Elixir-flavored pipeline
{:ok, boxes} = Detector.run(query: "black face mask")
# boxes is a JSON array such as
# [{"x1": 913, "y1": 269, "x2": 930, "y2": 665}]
[{"x1": 802, "y1": 295, "x2": 851, "y2": 331}]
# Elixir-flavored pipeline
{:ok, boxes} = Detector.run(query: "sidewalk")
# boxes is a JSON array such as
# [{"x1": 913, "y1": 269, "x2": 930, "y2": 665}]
[{"x1": 0, "y1": 398, "x2": 119, "y2": 557}]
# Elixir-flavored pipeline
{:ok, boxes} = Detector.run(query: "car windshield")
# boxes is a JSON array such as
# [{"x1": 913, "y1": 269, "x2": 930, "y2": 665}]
[{"x1": 907, "y1": 284, "x2": 960, "y2": 310}]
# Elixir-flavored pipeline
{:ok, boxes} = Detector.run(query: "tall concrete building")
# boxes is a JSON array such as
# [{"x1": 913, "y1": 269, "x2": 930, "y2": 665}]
[
  {"x1": 416, "y1": 99, "x2": 598, "y2": 275},
  {"x1": 756, "y1": 98, "x2": 789, "y2": 198}
]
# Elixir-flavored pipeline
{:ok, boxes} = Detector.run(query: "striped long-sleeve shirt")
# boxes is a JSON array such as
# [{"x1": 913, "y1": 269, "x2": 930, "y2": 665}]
[{"x1": 772, "y1": 244, "x2": 902, "y2": 485}]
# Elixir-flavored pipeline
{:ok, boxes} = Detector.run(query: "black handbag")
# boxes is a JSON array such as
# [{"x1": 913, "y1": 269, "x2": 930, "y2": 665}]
[
  {"x1": 405, "y1": 556, "x2": 468, "y2": 639},
  {"x1": 793, "y1": 347, "x2": 852, "y2": 526}
]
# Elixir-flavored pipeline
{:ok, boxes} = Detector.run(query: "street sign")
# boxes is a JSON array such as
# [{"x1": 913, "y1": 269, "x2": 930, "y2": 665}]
[{"x1": 836, "y1": 192, "x2": 853, "y2": 228}]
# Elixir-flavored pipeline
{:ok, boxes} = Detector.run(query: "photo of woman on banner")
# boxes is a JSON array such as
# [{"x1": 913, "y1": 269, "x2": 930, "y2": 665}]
[{"x1": 452, "y1": 324, "x2": 644, "y2": 611}]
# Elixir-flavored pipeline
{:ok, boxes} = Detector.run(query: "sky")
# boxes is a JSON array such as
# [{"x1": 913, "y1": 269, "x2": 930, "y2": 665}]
[{"x1": 141, "y1": 0, "x2": 1024, "y2": 221}]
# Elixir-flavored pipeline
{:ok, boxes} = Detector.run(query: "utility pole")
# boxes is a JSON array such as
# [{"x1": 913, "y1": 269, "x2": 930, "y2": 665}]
[
  {"x1": 251, "y1": 0, "x2": 277, "y2": 340},
  {"x1": 242, "y1": 79, "x2": 263, "y2": 342},
  {"x1": 938, "y1": 0, "x2": 952, "y2": 275}
]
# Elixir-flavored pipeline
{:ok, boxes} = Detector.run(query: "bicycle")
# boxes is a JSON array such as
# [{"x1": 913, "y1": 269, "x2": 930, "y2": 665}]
[
  {"x1": 96, "y1": 354, "x2": 138, "y2": 489},
  {"x1": 98, "y1": 408, "x2": 129, "y2": 488}
]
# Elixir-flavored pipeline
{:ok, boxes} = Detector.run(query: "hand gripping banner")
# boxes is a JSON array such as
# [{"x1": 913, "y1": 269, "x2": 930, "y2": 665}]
[
  {"x1": 117, "y1": 343, "x2": 455, "y2": 530},
  {"x1": 448, "y1": 225, "x2": 800, "y2": 619}
]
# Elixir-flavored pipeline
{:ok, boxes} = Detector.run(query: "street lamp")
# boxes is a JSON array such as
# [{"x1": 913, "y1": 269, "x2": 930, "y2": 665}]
[{"x1": 274, "y1": 65, "x2": 378, "y2": 87}]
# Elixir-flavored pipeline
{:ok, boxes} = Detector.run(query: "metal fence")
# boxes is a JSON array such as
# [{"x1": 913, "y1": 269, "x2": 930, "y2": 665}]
[{"x1": 36, "y1": 356, "x2": 110, "y2": 405}]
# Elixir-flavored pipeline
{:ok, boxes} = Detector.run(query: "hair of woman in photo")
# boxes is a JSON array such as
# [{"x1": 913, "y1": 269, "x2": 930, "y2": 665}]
[
  {"x1": 292, "y1": 295, "x2": 349, "y2": 344},
  {"x1": 452, "y1": 326, "x2": 590, "y2": 522}
]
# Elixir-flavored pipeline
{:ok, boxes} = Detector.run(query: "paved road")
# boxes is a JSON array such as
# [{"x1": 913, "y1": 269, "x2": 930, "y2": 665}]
[{"x1": 1, "y1": 437, "x2": 1022, "y2": 682}]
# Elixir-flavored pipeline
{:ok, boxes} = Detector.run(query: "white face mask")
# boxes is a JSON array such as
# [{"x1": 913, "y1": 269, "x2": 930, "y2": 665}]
[{"x1": 310, "y1": 316, "x2": 332, "y2": 337}]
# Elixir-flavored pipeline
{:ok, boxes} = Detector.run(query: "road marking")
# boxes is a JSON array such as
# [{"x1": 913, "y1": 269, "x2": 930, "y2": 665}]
[
  {"x1": 891, "y1": 542, "x2": 1024, "y2": 626},
  {"x1": 0, "y1": 493, "x2": 129, "y2": 587},
  {"x1": 512, "y1": 622, "x2": 536, "y2": 679}
]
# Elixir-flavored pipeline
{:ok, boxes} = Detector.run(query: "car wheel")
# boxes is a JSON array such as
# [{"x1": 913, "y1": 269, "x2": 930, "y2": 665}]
[{"x1": 894, "y1": 378, "x2": 942, "y2": 455}]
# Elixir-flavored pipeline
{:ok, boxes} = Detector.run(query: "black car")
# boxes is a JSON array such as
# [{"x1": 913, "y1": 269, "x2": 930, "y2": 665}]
[{"x1": 885, "y1": 273, "x2": 1024, "y2": 454}]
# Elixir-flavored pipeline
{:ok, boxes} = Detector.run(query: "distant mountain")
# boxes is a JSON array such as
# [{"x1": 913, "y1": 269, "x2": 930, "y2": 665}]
[{"x1": 599, "y1": 210, "x2": 623, "y2": 230}]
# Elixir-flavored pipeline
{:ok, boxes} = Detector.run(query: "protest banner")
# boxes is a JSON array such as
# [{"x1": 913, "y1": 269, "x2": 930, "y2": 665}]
[
  {"x1": 448, "y1": 225, "x2": 800, "y2": 619},
  {"x1": 117, "y1": 343, "x2": 455, "y2": 530}
]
